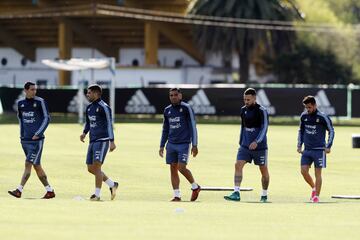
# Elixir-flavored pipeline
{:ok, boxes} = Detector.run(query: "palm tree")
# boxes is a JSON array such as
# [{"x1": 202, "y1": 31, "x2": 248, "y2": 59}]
[{"x1": 189, "y1": 0, "x2": 302, "y2": 83}]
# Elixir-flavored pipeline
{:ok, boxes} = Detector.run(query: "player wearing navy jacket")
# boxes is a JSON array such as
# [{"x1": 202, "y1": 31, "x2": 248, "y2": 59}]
[
  {"x1": 159, "y1": 88, "x2": 201, "y2": 202},
  {"x1": 80, "y1": 84, "x2": 118, "y2": 201},
  {"x1": 297, "y1": 95, "x2": 335, "y2": 203},
  {"x1": 8, "y1": 82, "x2": 55, "y2": 199},
  {"x1": 225, "y1": 88, "x2": 270, "y2": 202}
]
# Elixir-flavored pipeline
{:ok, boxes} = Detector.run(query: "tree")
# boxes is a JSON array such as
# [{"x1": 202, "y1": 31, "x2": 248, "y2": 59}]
[
  {"x1": 265, "y1": 42, "x2": 354, "y2": 84},
  {"x1": 295, "y1": 0, "x2": 360, "y2": 83},
  {"x1": 189, "y1": 0, "x2": 302, "y2": 83},
  {"x1": 327, "y1": 0, "x2": 360, "y2": 24}
]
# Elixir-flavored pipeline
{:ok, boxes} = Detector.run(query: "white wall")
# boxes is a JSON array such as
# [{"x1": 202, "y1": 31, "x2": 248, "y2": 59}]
[
  {"x1": 119, "y1": 48, "x2": 200, "y2": 67},
  {"x1": 0, "y1": 47, "x2": 266, "y2": 87}
]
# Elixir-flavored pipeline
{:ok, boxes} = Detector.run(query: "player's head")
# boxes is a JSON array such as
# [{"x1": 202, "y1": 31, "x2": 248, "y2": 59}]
[
  {"x1": 302, "y1": 95, "x2": 317, "y2": 114},
  {"x1": 87, "y1": 84, "x2": 102, "y2": 102},
  {"x1": 243, "y1": 88, "x2": 256, "y2": 107},
  {"x1": 169, "y1": 88, "x2": 182, "y2": 105},
  {"x1": 24, "y1": 81, "x2": 36, "y2": 99}
]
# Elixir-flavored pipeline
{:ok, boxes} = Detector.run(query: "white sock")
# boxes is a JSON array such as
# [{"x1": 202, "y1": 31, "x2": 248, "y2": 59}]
[
  {"x1": 17, "y1": 185, "x2": 24, "y2": 193},
  {"x1": 45, "y1": 185, "x2": 53, "y2": 192},
  {"x1": 191, "y1": 182, "x2": 199, "y2": 190},
  {"x1": 312, "y1": 187, "x2": 316, "y2": 191},
  {"x1": 234, "y1": 186, "x2": 240, "y2": 192},
  {"x1": 174, "y1": 189, "x2": 181, "y2": 198},
  {"x1": 262, "y1": 189, "x2": 268, "y2": 196},
  {"x1": 105, "y1": 179, "x2": 115, "y2": 188},
  {"x1": 95, "y1": 188, "x2": 101, "y2": 197}
]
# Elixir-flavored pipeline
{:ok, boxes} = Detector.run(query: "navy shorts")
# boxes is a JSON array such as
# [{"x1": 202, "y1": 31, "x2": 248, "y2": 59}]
[
  {"x1": 165, "y1": 142, "x2": 190, "y2": 165},
  {"x1": 21, "y1": 140, "x2": 44, "y2": 165},
  {"x1": 86, "y1": 141, "x2": 109, "y2": 165},
  {"x1": 301, "y1": 150, "x2": 326, "y2": 168},
  {"x1": 237, "y1": 147, "x2": 268, "y2": 166}
]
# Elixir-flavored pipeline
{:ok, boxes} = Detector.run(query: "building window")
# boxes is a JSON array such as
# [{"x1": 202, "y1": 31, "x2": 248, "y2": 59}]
[{"x1": 1, "y1": 58, "x2": 7, "y2": 66}]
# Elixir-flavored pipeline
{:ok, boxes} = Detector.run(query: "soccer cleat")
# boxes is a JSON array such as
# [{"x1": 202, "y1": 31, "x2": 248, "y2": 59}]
[
  {"x1": 224, "y1": 191, "x2": 240, "y2": 201},
  {"x1": 311, "y1": 196, "x2": 319, "y2": 203},
  {"x1": 8, "y1": 189, "x2": 22, "y2": 198},
  {"x1": 171, "y1": 197, "x2": 181, "y2": 202},
  {"x1": 311, "y1": 189, "x2": 316, "y2": 200},
  {"x1": 110, "y1": 182, "x2": 119, "y2": 200},
  {"x1": 90, "y1": 194, "x2": 100, "y2": 201},
  {"x1": 260, "y1": 195, "x2": 268, "y2": 203},
  {"x1": 190, "y1": 185, "x2": 201, "y2": 201},
  {"x1": 42, "y1": 191, "x2": 55, "y2": 199}
]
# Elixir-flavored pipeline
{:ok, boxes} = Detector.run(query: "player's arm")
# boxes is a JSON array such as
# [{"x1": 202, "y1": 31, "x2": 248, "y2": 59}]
[
  {"x1": 251, "y1": 107, "x2": 269, "y2": 150},
  {"x1": 105, "y1": 105, "x2": 116, "y2": 152},
  {"x1": 159, "y1": 113, "x2": 169, "y2": 158},
  {"x1": 80, "y1": 106, "x2": 90, "y2": 142},
  {"x1": 297, "y1": 116, "x2": 305, "y2": 153},
  {"x1": 239, "y1": 109, "x2": 244, "y2": 147},
  {"x1": 186, "y1": 105, "x2": 198, "y2": 157},
  {"x1": 17, "y1": 102, "x2": 24, "y2": 137},
  {"x1": 324, "y1": 115, "x2": 335, "y2": 153},
  {"x1": 34, "y1": 99, "x2": 50, "y2": 140}
]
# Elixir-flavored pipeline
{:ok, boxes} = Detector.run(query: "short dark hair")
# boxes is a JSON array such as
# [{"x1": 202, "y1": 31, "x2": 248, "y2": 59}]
[
  {"x1": 303, "y1": 95, "x2": 316, "y2": 105},
  {"x1": 169, "y1": 88, "x2": 181, "y2": 93},
  {"x1": 24, "y1": 81, "x2": 35, "y2": 90},
  {"x1": 244, "y1": 88, "x2": 256, "y2": 96},
  {"x1": 88, "y1": 84, "x2": 102, "y2": 95}
]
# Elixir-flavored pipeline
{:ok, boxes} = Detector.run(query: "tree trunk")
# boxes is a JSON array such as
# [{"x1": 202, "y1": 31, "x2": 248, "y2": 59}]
[{"x1": 239, "y1": 49, "x2": 250, "y2": 83}]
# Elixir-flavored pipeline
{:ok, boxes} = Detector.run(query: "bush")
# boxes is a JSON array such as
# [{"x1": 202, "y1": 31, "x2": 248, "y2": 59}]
[{"x1": 266, "y1": 43, "x2": 354, "y2": 84}]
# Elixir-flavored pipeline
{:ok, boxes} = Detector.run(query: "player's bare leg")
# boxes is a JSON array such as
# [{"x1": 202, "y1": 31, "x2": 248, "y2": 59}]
[
  {"x1": 86, "y1": 162, "x2": 102, "y2": 201},
  {"x1": 314, "y1": 168, "x2": 322, "y2": 197},
  {"x1": 170, "y1": 163, "x2": 181, "y2": 201},
  {"x1": 33, "y1": 164, "x2": 55, "y2": 199},
  {"x1": 87, "y1": 166, "x2": 110, "y2": 181},
  {"x1": 8, "y1": 161, "x2": 32, "y2": 198},
  {"x1": 224, "y1": 160, "x2": 246, "y2": 201},
  {"x1": 94, "y1": 162, "x2": 103, "y2": 190},
  {"x1": 177, "y1": 163, "x2": 194, "y2": 184},
  {"x1": 170, "y1": 163, "x2": 180, "y2": 189},
  {"x1": 301, "y1": 165, "x2": 317, "y2": 201},
  {"x1": 21, "y1": 161, "x2": 32, "y2": 186},
  {"x1": 33, "y1": 164, "x2": 49, "y2": 186},
  {"x1": 301, "y1": 165, "x2": 315, "y2": 188},
  {"x1": 259, "y1": 165, "x2": 270, "y2": 202},
  {"x1": 87, "y1": 165, "x2": 117, "y2": 200},
  {"x1": 234, "y1": 160, "x2": 246, "y2": 188},
  {"x1": 177, "y1": 162, "x2": 200, "y2": 201}
]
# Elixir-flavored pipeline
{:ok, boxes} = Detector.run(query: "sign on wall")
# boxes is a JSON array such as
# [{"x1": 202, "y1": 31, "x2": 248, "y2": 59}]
[{"x1": 0, "y1": 87, "x2": 349, "y2": 117}]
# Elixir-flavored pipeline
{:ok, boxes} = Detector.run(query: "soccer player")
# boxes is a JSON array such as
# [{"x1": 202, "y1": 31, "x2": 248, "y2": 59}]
[
  {"x1": 159, "y1": 88, "x2": 201, "y2": 202},
  {"x1": 297, "y1": 95, "x2": 334, "y2": 203},
  {"x1": 8, "y1": 82, "x2": 55, "y2": 199},
  {"x1": 224, "y1": 88, "x2": 270, "y2": 202},
  {"x1": 80, "y1": 84, "x2": 118, "y2": 201}
]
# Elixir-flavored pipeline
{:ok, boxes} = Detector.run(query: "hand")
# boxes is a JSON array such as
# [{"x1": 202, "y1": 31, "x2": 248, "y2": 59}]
[
  {"x1": 80, "y1": 133, "x2": 86, "y2": 142},
  {"x1": 32, "y1": 135, "x2": 39, "y2": 140},
  {"x1": 325, "y1": 148, "x2": 331, "y2": 154},
  {"x1": 297, "y1": 147, "x2": 303, "y2": 154},
  {"x1": 159, "y1": 148, "x2": 164, "y2": 158},
  {"x1": 109, "y1": 141, "x2": 116, "y2": 152},
  {"x1": 249, "y1": 141, "x2": 258, "y2": 150},
  {"x1": 191, "y1": 146, "x2": 198, "y2": 157}
]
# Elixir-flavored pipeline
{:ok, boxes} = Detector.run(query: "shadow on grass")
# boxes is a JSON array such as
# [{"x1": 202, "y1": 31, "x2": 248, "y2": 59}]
[
  {"x1": 243, "y1": 201, "x2": 273, "y2": 204},
  {"x1": 304, "y1": 201, "x2": 338, "y2": 204}
]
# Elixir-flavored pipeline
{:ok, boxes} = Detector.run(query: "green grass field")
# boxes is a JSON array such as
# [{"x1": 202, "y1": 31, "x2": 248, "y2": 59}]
[{"x1": 1, "y1": 123, "x2": 360, "y2": 240}]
